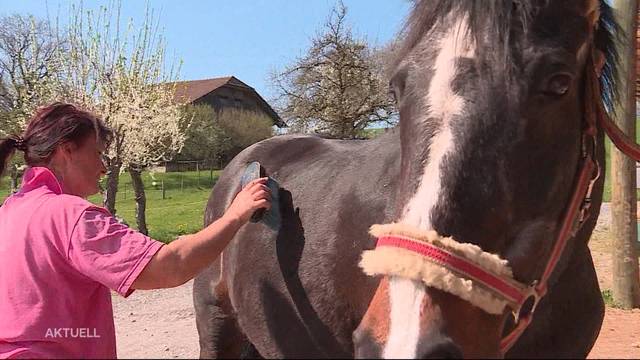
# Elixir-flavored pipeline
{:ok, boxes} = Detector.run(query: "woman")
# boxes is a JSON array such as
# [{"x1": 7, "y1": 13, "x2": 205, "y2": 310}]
[{"x1": 0, "y1": 103, "x2": 271, "y2": 359}]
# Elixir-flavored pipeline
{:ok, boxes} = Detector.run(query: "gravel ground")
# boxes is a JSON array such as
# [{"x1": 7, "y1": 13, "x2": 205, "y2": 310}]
[{"x1": 112, "y1": 280, "x2": 198, "y2": 359}]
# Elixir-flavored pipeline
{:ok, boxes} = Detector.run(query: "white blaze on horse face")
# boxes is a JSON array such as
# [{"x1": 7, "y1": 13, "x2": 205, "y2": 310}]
[
  {"x1": 383, "y1": 277, "x2": 426, "y2": 359},
  {"x1": 384, "y1": 17, "x2": 474, "y2": 359},
  {"x1": 401, "y1": 16, "x2": 474, "y2": 230}
]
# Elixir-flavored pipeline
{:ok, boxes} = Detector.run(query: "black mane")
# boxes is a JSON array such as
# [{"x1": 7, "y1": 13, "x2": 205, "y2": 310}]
[
  {"x1": 395, "y1": 0, "x2": 619, "y2": 111},
  {"x1": 596, "y1": 2, "x2": 620, "y2": 111}
]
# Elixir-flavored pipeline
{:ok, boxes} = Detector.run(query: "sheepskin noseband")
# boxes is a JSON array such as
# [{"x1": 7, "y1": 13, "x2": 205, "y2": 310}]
[{"x1": 359, "y1": 223, "x2": 530, "y2": 315}]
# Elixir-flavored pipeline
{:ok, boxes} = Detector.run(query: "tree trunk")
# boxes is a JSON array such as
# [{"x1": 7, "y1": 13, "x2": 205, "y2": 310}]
[
  {"x1": 9, "y1": 165, "x2": 18, "y2": 193},
  {"x1": 128, "y1": 166, "x2": 148, "y2": 236},
  {"x1": 611, "y1": 0, "x2": 640, "y2": 309},
  {"x1": 103, "y1": 162, "x2": 121, "y2": 215}
]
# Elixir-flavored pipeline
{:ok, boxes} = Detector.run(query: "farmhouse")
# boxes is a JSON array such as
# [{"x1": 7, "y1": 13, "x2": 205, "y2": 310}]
[
  {"x1": 171, "y1": 76, "x2": 285, "y2": 127},
  {"x1": 162, "y1": 76, "x2": 284, "y2": 172}
]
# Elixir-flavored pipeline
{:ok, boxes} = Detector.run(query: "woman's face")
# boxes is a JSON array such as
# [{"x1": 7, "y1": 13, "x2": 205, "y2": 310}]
[{"x1": 53, "y1": 134, "x2": 107, "y2": 198}]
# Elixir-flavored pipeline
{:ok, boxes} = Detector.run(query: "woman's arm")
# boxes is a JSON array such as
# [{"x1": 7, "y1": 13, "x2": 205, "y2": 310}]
[{"x1": 131, "y1": 178, "x2": 270, "y2": 289}]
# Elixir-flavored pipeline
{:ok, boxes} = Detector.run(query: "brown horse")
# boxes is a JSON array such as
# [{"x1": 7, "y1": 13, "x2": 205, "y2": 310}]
[{"x1": 193, "y1": 0, "x2": 619, "y2": 358}]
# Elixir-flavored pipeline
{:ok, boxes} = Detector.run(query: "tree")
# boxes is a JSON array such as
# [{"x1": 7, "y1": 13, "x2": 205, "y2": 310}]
[
  {"x1": 177, "y1": 106, "x2": 273, "y2": 168},
  {"x1": 0, "y1": 5, "x2": 187, "y2": 234},
  {"x1": 178, "y1": 104, "x2": 232, "y2": 168},
  {"x1": 272, "y1": 2, "x2": 395, "y2": 139},
  {"x1": 0, "y1": 14, "x2": 63, "y2": 127},
  {"x1": 611, "y1": 0, "x2": 640, "y2": 309},
  {"x1": 60, "y1": 2, "x2": 188, "y2": 234},
  {"x1": 0, "y1": 14, "x2": 64, "y2": 192},
  {"x1": 216, "y1": 108, "x2": 274, "y2": 163}
]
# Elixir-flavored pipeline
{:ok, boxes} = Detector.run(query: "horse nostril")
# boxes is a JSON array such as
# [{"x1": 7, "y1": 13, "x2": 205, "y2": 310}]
[{"x1": 419, "y1": 336, "x2": 463, "y2": 359}]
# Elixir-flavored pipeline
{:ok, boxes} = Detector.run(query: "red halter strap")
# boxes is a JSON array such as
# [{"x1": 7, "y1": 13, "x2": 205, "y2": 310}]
[{"x1": 502, "y1": 49, "x2": 640, "y2": 354}]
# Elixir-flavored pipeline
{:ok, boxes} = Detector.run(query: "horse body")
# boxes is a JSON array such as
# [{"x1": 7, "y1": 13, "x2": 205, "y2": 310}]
[
  {"x1": 194, "y1": 0, "x2": 618, "y2": 357},
  {"x1": 194, "y1": 132, "x2": 605, "y2": 359},
  {"x1": 193, "y1": 131, "x2": 401, "y2": 358}
]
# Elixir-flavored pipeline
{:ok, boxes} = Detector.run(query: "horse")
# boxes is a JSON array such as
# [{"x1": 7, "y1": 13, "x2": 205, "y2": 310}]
[{"x1": 193, "y1": 0, "x2": 620, "y2": 358}]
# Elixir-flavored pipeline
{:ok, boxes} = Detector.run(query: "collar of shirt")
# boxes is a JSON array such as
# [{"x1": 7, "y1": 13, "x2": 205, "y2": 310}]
[{"x1": 20, "y1": 166, "x2": 63, "y2": 195}]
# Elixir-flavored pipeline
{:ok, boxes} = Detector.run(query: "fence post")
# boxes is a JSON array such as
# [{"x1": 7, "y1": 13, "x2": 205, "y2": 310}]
[
  {"x1": 181, "y1": 173, "x2": 184, "y2": 192},
  {"x1": 611, "y1": 0, "x2": 640, "y2": 308},
  {"x1": 162, "y1": 180, "x2": 166, "y2": 200},
  {"x1": 197, "y1": 161, "x2": 200, "y2": 188}
]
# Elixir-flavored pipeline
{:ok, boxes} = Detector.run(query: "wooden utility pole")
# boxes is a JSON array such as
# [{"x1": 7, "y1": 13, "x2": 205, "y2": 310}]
[{"x1": 611, "y1": 0, "x2": 640, "y2": 309}]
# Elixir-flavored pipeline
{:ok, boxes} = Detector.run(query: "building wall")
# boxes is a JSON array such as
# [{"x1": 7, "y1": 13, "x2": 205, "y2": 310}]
[{"x1": 194, "y1": 85, "x2": 273, "y2": 120}]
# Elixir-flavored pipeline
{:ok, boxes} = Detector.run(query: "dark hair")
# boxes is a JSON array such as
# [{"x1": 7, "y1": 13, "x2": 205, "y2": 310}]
[{"x1": 0, "y1": 102, "x2": 113, "y2": 177}]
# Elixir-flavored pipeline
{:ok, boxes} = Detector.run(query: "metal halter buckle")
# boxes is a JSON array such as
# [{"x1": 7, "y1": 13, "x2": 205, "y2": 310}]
[
  {"x1": 575, "y1": 134, "x2": 600, "y2": 232},
  {"x1": 511, "y1": 282, "x2": 541, "y2": 325}
]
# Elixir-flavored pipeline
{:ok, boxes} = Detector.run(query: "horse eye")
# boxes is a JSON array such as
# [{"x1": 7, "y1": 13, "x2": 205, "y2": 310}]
[{"x1": 542, "y1": 73, "x2": 572, "y2": 96}]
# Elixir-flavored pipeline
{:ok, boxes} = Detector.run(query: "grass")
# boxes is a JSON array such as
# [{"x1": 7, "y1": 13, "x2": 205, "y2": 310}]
[
  {"x1": 358, "y1": 127, "x2": 390, "y2": 139},
  {"x1": 601, "y1": 289, "x2": 623, "y2": 308},
  {"x1": 1, "y1": 170, "x2": 220, "y2": 243}
]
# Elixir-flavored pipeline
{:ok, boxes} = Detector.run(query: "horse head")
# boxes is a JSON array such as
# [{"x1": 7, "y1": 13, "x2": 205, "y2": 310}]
[{"x1": 353, "y1": 0, "x2": 617, "y2": 358}]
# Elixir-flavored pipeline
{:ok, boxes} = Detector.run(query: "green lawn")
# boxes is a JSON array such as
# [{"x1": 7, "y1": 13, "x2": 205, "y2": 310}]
[{"x1": 1, "y1": 170, "x2": 220, "y2": 243}]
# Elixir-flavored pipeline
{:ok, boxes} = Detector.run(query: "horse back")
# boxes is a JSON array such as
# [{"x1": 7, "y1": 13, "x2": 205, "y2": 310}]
[{"x1": 200, "y1": 131, "x2": 401, "y2": 357}]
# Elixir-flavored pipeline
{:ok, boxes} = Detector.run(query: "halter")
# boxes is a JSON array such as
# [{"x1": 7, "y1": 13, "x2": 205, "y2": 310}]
[{"x1": 360, "y1": 49, "x2": 640, "y2": 355}]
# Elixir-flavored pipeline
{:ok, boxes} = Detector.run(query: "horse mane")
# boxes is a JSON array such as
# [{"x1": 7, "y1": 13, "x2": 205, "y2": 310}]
[
  {"x1": 394, "y1": 0, "x2": 619, "y2": 111},
  {"x1": 596, "y1": 2, "x2": 620, "y2": 112}
]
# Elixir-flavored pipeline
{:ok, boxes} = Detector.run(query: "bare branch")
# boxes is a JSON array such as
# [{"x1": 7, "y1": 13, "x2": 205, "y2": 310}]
[{"x1": 270, "y1": 2, "x2": 396, "y2": 138}]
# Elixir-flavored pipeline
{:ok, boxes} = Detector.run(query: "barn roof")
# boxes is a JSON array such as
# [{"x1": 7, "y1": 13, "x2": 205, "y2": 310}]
[{"x1": 172, "y1": 76, "x2": 238, "y2": 103}]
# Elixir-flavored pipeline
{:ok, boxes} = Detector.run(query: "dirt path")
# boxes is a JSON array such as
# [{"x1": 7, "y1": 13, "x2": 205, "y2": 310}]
[
  {"x1": 587, "y1": 203, "x2": 640, "y2": 359},
  {"x1": 589, "y1": 251, "x2": 640, "y2": 359},
  {"x1": 112, "y1": 281, "x2": 198, "y2": 359},
  {"x1": 112, "y1": 203, "x2": 639, "y2": 359}
]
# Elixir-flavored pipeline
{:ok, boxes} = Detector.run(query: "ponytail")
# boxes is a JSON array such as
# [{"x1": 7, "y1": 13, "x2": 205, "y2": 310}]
[{"x1": 0, "y1": 137, "x2": 18, "y2": 178}]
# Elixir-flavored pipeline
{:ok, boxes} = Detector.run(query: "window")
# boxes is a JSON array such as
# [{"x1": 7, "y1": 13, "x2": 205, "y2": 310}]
[{"x1": 218, "y1": 95, "x2": 229, "y2": 105}]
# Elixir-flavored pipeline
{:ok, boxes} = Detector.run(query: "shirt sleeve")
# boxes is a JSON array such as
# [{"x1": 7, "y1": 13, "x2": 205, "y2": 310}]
[{"x1": 67, "y1": 207, "x2": 164, "y2": 298}]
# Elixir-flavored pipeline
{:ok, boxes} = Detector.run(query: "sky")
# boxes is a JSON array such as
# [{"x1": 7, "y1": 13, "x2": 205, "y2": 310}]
[{"x1": 0, "y1": 0, "x2": 412, "y2": 101}]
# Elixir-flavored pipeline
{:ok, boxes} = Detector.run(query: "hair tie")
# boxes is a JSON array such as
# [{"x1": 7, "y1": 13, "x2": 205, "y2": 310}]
[{"x1": 12, "y1": 137, "x2": 27, "y2": 152}]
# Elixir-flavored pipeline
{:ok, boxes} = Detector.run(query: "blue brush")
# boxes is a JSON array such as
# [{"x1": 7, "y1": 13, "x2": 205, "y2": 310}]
[{"x1": 240, "y1": 161, "x2": 281, "y2": 231}]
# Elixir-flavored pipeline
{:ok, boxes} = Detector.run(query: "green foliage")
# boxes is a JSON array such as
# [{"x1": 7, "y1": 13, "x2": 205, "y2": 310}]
[
  {"x1": 217, "y1": 108, "x2": 274, "y2": 161},
  {"x1": 357, "y1": 127, "x2": 390, "y2": 139},
  {"x1": 178, "y1": 105, "x2": 273, "y2": 166},
  {"x1": 0, "y1": 109, "x2": 24, "y2": 137},
  {"x1": 601, "y1": 289, "x2": 623, "y2": 308},
  {"x1": 178, "y1": 104, "x2": 232, "y2": 163}
]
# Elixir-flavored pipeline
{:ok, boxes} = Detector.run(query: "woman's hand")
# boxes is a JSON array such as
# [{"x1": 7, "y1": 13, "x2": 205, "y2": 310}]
[
  {"x1": 223, "y1": 177, "x2": 272, "y2": 224},
  {"x1": 133, "y1": 177, "x2": 273, "y2": 290}
]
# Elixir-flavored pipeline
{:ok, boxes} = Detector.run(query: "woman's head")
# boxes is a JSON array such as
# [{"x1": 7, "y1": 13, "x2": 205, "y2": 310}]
[{"x1": 0, "y1": 102, "x2": 113, "y2": 198}]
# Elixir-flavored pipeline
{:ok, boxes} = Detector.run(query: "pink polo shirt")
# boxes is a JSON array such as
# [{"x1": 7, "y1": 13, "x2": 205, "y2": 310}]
[{"x1": 0, "y1": 167, "x2": 164, "y2": 359}]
